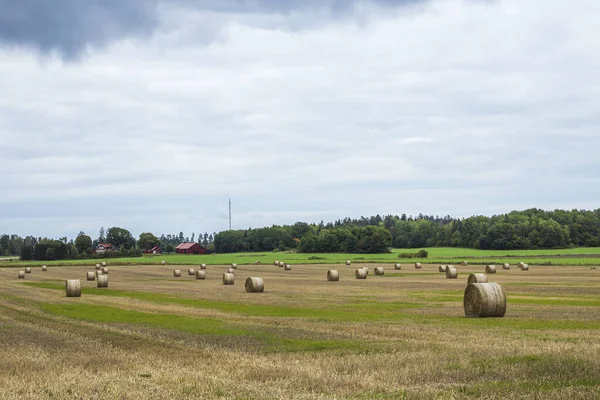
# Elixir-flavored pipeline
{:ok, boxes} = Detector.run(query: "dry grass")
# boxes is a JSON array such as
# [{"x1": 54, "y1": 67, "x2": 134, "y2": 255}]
[{"x1": 0, "y1": 263, "x2": 599, "y2": 399}]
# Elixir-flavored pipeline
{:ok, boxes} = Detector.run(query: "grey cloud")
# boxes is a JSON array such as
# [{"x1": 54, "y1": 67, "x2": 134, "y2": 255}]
[
  {"x1": 0, "y1": 0, "x2": 159, "y2": 59},
  {"x1": 0, "y1": 0, "x2": 426, "y2": 58}
]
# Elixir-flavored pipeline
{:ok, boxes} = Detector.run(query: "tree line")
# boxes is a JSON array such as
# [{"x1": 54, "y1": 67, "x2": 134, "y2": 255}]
[
  {"x1": 210, "y1": 208, "x2": 600, "y2": 253},
  {"x1": 2, "y1": 208, "x2": 599, "y2": 260}
]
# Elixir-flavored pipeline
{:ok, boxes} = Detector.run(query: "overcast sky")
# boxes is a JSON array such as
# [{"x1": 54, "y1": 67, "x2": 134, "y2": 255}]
[{"x1": 1, "y1": 0, "x2": 599, "y2": 240}]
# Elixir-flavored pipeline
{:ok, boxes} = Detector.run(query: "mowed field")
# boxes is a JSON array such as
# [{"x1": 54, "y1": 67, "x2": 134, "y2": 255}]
[{"x1": 0, "y1": 262, "x2": 599, "y2": 399}]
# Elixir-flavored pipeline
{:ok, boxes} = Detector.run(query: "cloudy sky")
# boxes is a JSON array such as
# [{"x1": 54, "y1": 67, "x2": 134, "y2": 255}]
[{"x1": 1, "y1": 0, "x2": 599, "y2": 240}]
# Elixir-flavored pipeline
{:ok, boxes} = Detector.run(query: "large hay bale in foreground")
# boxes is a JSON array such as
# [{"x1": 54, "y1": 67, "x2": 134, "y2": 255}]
[
  {"x1": 346, "y1": 260, "x2": 351, "y2": 266},
  {"x1": 503, "y1": 263, "x2": 510, "y2": 270},
  {"x1": 227, "y1": 267, "x2": 235, "y2": 274},
  {"x1": 374, "y1": 267, "x2": 384, "y2": 275},
  {"x1": 188, "y1": 268, "x2": 195, "y2": 276},
  {"x1": 485, "y1": 265, "x2": 497, "y2": 274},
  {"x1": 446, "y1": 266, "x2": 458, "y2": 279},
  {"x1": 97, "y1": 274, "x2": 108, "y2": 288},
  {"x1": 95, "y1": 264, "x2": 101, "y2": 270},
  {"x1": 25, "y1": 267, "x2": 32, "y2": 274},
  {"x1": 414, "y1": 263, "x2": 422, "y2": 269},
  {"x1": 173, "y1": 269, "x2": 181, "y2": 277},
  {"x1": 327, "y1": 270, "x2": 339, "y2": 281},
  {"x1": 86, "y1": 272, "x2": 96, "y2": 281},
  {"x1": 65, "y1": 279, "x2": 81, "y2": 297},
  {"x1": 41, "y1": 265, "x2": 47, "y2": 272},
  {"x1": 200, "y1": 264, "x2": 207, "y2": 270},
  {"x1": 521, "y1": 264, "x2": 529, "y2": 271},
  {"x1": 231, "y1": 263, "x2": 237, "y2": 269},
  {"x1": 284, "y1": 264, "x2": 292, "y2": 271},
  {"x1": 464, "y1": 282, "x2": 506, "y2": 318},
  {"x1": 222, "y1": 273, "x2": 234, "y2": 285},
  {"x1": 460, "y1": 260, "x2": 468, "y2": 267},
  {"x1": 355, "y1": 268, "x2": 367, "y2": 279},
  {"x1": 394, "y1": 263, "x2": 401, "y2": 270},
  {"x1": 438, "y1": 265, "x2": 448, "y2": 273},
  {"x1": 101, "y1": 262, "x2": 107, "y2": 267},
  {"x1": 101, "y1": 267, "x2": 109, "y2": 275},
  {"x1": 245, "y1": 277, "x2": 264, "y2": 293},
  {"x1": 195, "y1": 270, "x2": 206, "y2": 280},
  {"x1": 467, "y1": 273, "x2": 488, "y2": 284},
  {"x1": 18, "y1": 271, "x2": 25, "y2": 279}
]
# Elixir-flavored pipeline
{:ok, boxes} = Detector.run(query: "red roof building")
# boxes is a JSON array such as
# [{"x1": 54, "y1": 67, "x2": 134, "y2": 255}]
[
  {"x1": 143, "y1": 246, "x2": 162, "y2": 255},
  {"x1": 175, "y1": 242, "x2": 206, "y2": 255}
]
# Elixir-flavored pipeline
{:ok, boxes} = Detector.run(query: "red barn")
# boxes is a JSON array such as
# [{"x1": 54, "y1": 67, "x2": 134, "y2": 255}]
[{"x1": 175, "y1": 242, "x2": 206, "y2": 255}]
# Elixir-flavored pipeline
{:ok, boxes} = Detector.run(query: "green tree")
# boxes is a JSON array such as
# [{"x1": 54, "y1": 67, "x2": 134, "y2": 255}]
[
  {"x1": 75, "y1": 233, "x2": 93, "y2": 254},
  {"x1": 107, "y1": 227, "x2": 135, "y2": 249},
  {"x1": 138, "y1": 232, "x2": 160, "y2": 251}
]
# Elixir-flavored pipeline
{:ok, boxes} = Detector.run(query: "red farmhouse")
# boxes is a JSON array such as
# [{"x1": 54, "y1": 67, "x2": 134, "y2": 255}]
[{"x1": 175, "y1": 242, "x2": 206, "y2": 255}]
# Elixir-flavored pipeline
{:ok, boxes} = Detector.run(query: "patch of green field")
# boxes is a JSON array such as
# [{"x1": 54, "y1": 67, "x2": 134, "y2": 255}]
[
  {"x1": 23, "y1": 282, "x2": 600, "y2": 330},
  {"x1": 7, "y1": 246, "x2": 600, "y2": 268},
  {"x1": 39, "y1": 302, "x2": 368, "y2": 353},
  {"x1": 22, "y1": 282, "x2": 415, "y2": 322}
]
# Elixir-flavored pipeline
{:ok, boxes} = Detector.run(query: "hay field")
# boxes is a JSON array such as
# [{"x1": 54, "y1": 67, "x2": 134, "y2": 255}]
[{"x1": 0, "y1": 262, "x2": 599, "y2": 399}]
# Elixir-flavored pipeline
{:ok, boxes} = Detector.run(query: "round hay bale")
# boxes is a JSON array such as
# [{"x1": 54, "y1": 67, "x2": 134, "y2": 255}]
[
  {"x1": 222, "y1": 273, "x2": 234, "y2": 285},
  {"x1": 460, "y1": 260, "x2": 468, "y2": 267},
  {"x1": 95, "y1": 264, "x2": 101, "y2": 270},
  {"x1": 41, "y1": 265, "x2": 47, "y2": 271},
  {"x1": 394, "y1": 263, "x2": 401, "y2": 270},
  {"x1": 414, "y1": 263, "x2": 422, "y2": 269},
  {"x1": 65, "y1": 279, "x2": 81, "y2": 297},
  {"x1": 101, "y1": 267, "x2": 108, "y2": 275},
  {"x1": 467, "y1": 273, "x2": 488, "y2": 284},
  {"x1": 200, "y1": 264, "x2": 207, "y2": 269},
  {"x1": 327, "y1": 270, "x2": 339, "y2": 281},
  {"x1": 274, "y1": 260, "x2": 279, "y2": 266},
  {"x1": 231, "y1": 263, "x2": 237, "y2": 269},
  {"x1": 503, "y1": 263, "x2": 510, "y2": 270},
  {"x1": 173, "y1": 269, "x2": 181, "y2": 277},
  {"x1": 96, "y1": 274, "x2": 108, "y2": 288},
  {"x1": 355, "y1": 268, "x2": 367, "y2": 279},
  {"x1": 278, "y1": 261, "x2": 285, "y2": 268},
  {"x1": 245, "y1": 277, "x2": 264, "y2": 293},
  {"x1": 485, "y1": 265, "x2": 497, "y2": 274},
  {"x1": 101, "y1": 262, "x2": 107, "y2": 267},
  {"x1": 95, "y1": 270, "x2": 103, "y2": 277},
  {"x1": 446, "y1": 266, "x2": 458, "y2": 279},
  {"x1": 284, "y1": 264, "x2": 292, "y2": 271},
  {"x1": 25, "y1": 267, "x2": 32, "y2": 274},
  {"x1": 374, "y1": 267, "x2": 384, "y2": 275},
  {"x1": 464, "y1": 282, "x2": 506, "y2": 318},
  {"x1": 161, "y1": 260, "x2": 167, "y2": 265},
  {"x1": 521, "y1": 264, "x2": 529, "y2": 271},
  {"x1": 518, "y1": 262, "x2": 525, "y2": 269},
  {"x1": 346, "y1": 260, "x2": 351, "y2": 266},
  {"x1": 195, "y1": 270, "x2": 206, "y2": 280},
  {"x1": 227, "y1": 267, "x2": 235, "y2": 274},
  {"x1": 362, "y1": 267, "x2": 369, "y2": 275},
  {"x1": 439, "y1": 265, "x2": 448, "y2": 273},
  {"x1": 188, "y1": 268, "x2": 195, "y2": 276},
  {"x1": 86, "y1": 271, "x2": 96, "y2": 281},
  {"x1": 18, "y1": 271, "x2": 25, "y2": 279}
]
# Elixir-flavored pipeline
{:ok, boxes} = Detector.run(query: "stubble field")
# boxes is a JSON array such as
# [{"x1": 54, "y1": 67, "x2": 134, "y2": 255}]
[{"x1": 0, "y1": 261, "x2": 599, "y2": 399}]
